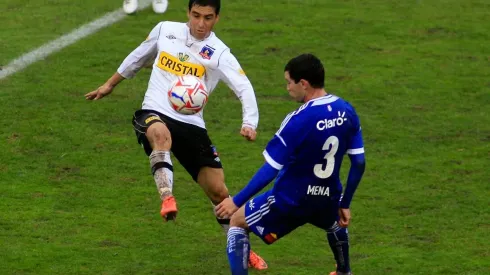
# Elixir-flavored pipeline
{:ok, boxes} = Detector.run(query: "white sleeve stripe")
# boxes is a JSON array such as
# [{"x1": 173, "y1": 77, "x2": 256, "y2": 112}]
[
  {"x1": 275, "y1": 134, "x2": 287, "y2": 147},
  {"x1": 276, "y1": 112, "x2": 294, "y2": 135},
  {"x1": 263, "y1": 150, "x2": 283, "y2": 170},
  {"x1": 347, "y1": 148, "x2": 365, "y2": 155}
]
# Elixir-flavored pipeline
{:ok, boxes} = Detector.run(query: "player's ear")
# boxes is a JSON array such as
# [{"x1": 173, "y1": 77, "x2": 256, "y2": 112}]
[
  {"x1": 299, "y1": 79, "x2": 309, "y2": 89},
  {"x1": 215, "y1": 14, "x2": 220, "y2": 23}
]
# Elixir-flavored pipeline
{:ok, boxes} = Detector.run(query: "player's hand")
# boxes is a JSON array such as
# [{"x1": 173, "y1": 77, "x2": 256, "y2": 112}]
[
  {"x1": 240, "y1": 126, "x2": 257, "y2": 141},
  {"x1": 85, "y1": 83, "x2": 114, "y2": 100},
  {"x1": 215, "y1": 197, "x2": 239, "y2": 218},
  {"x1": 338, "y1": 208, "x2": 351, "y2": 228}
]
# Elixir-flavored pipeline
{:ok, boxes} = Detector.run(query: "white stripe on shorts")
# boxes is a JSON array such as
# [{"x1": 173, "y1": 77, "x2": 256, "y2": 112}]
[{"x1": 245, "y1": 196, "x2": 276, "y2": 226}]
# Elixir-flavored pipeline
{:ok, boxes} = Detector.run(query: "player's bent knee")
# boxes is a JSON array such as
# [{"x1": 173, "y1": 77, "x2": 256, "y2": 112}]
[
  {"x1": 210, "y1": 188, "x2": 229, "y2": 204},
  {"x1": 198, "y1": 168, "x2": 230, "y2": 204},
  {"x1": 146, "y1": 123, "x2": 171, "y2": 149},
  {"x1": 229, "y1": 213, "x2": 245, "y2": 228},
  {"x1": 229, "y1": 207, "x2": 248, "y2": 229}
]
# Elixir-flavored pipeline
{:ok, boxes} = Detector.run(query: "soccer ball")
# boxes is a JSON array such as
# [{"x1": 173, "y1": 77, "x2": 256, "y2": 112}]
[{"x1": 167, "y1": 75, "x2": 209, "y2": 115}]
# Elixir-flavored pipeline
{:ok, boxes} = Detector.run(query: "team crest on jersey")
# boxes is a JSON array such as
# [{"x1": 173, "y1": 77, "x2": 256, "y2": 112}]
[
  {"x1": 199, "y1": 45, "x2": 215, "y2": 60},
  {"x1": 178, "y1": 53, "x2": 190, "y2": 62}
]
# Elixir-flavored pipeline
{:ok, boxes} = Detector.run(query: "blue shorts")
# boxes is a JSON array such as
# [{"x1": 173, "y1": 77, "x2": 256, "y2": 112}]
[{"x1": 244, "y1": 190, "x2": 339, "y2": 244}]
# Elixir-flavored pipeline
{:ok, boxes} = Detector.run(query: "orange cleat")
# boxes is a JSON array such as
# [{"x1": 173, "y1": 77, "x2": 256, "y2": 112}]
[
  {"x1": 160, "y1": 196, "x2": 178, "y2": 221},
  {"x1": 248, "y1": 250, "x2": 268, "y2": 270}
]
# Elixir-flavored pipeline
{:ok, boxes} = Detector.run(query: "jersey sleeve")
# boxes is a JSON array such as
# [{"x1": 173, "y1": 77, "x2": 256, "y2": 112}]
[
  {"x1": 347, "y1": 128, "x2": 365, "y2": 155},
  {"x1": 345, "y1": 104, "x2": 365, "y2": 155},
  {"x1": 217, "y1": 49, "x2": 259, "y2": 129},
  {"x1": 117, "y1": 22, "x2": 162, "y2": 79},
  {"x1": 263, "y1": 110, "x2": 311, "y2": 169}
]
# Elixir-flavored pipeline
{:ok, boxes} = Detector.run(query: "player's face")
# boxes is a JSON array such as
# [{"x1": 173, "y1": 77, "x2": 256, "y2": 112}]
[
  {"x1": 187, "y1": 5, "x2": 219, "y2": 40},
  {"x1": 285, "y1": 71, "x2": 306, "y2": 103}
]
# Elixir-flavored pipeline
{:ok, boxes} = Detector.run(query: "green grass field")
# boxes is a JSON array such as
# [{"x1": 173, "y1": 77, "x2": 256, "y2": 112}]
[{"x1": 1, "y1": 0, "x2": 489, "y2": 274}]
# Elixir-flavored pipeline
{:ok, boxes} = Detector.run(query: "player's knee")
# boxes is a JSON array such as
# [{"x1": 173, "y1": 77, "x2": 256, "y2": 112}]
[
  {"x1": 229, "y1": 211, "x2": 247, "y2": 228},
  {"x1": 146, "y1": 123, "x2": 171, "y2": 148},
  {"x1": 209, "y1": 187, "x2": 229, "y2": 204}
]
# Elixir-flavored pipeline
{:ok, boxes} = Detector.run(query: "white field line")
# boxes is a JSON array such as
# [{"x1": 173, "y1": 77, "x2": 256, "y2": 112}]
[{"x1": 0, "y1": 0, "x2": 152, "y2": 80}]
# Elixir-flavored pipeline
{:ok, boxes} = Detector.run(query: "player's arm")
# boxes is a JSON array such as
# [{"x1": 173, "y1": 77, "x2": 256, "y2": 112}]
[
  {"x1": 85, "y1": 22, "x2": 161, "y2": 100},
  {"x1": 217, "y1": 50, "x2": 259, "y2": 140},
  {"x1": 217, "y1": 113, "x2": 309, "y2": 217},
  {"x1": 232, "y1": 162, "x2": 279, "y2": 208},
  {"x1": 116, "y1": 22, "x2": 161, "y2": 79},
  {"x1": 340, "y1": 128, "x2": 366, "y2": 210},
  {"x1": 215, "y1": 113, "x2": 310, "y2": 217},
  {"x1": 215, "y1": 155, "x2": 279, "y2": 218}
]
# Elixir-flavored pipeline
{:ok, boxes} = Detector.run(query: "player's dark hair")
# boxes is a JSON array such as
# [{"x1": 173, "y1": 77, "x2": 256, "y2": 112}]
[
  {"x1": 284, "y1": 53, "x2": 325, "y2": 88},
  {"x1": 188, "y1": 0, "x2": 221, "y2": 15}
]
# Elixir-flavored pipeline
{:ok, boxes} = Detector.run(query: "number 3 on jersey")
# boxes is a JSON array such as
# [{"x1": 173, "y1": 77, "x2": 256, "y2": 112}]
[{"x1": 314, "y1": 136, "x2": 339, "y2": 179}]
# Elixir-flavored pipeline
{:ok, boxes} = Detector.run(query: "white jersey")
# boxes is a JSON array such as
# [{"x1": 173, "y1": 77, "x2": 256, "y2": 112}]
[{"x1": 117, "y1": 21, "x2": 259, "y2": 130}]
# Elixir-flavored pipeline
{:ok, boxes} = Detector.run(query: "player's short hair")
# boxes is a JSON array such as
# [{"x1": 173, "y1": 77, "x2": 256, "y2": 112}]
[
  {"x1": 188, "y1": 0, "x2": 221, "y2": 15},
  {"x1": 284, "y1": 53, "x2": 325, "y2": 88}
]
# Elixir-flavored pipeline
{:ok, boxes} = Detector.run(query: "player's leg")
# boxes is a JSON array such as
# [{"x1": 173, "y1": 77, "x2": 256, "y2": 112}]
[
  {"x1": 196, "y1": 167, "x2": 236, "y2": 237},
  {"x1": 132, "y1": 110, "x2": 177, "y2": 221},
  {"x1": 326, "y1": 223, "x2": 351, "y2": 275},
  {"x1": 123, "y1": 0, "x2": 138, "y2": 14},
  {"x1": 196, "y1": 167, "x2": 233, "y2": 235},
  {"x1": 170, "y1": 124, "x2": 268, "y2": 270},
  {"x1": 167, "y1": 126, "x2": 231, "y2": 231},
  {"x1": 310, "y1": 205, "x2": 352, "y2": 275},
  {"x1": 196, "y1": 165, "x2": 267, "y2": 269},
  {"x1": 166, "y1": 119, "x2": 267, "y2": 269},
  {"x1": 227, "y1": 190, "x2": 304, "y2": 275},
  {"x1": 197, "y1": 166, "x2": 229, "y2": 204},
  {"x1": 227, "y1": 206, "x2": 250, "y2": 275}
]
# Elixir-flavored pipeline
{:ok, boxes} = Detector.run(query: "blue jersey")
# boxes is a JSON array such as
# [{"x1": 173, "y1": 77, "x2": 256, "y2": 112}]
[{"x1": 263, "y1": 94, "x2": 364, "y2": 213}]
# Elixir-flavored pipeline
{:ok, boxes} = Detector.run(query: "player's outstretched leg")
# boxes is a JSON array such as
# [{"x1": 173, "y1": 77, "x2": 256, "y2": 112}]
[
  {"x1": 200, "y1": 167, "x2": 268, "y2": 270},
  {"x1": 213, "y1": 201, "x2": 268, "y2": 270},
  {"x1": 123, "y1": 0, "x2": 138, "y2": 14},
  {"x1": 145, "y1": 120, "x2": 176, "y2": 222},
  {"x1": 227, "y1": 226, "x2": 250, "y2": 275},
  {"x1": 149, "y1": 150, "x2": 177, "y2": 221},
  {"x1": 327, "y1": 222, "x2": 352, "y2": 275}
]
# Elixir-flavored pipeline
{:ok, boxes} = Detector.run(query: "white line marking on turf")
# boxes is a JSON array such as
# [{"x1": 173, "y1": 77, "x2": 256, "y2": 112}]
[{"x1": 0, "y1": 0, "x2": 152, "y2": 80}]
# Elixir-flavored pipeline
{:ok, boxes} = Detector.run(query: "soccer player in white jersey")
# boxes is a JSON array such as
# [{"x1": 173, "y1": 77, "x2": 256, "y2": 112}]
[
  {"x1": 123, "y1": 0, "x2": 168, "y2": 14},
  {"x1": 86, "y1": 0, "x2": 267, "y2": 270}
]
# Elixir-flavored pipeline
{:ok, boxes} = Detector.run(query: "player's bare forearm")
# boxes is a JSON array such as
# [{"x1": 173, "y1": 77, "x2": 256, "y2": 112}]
[
  {"x1": 105, "y1": 72, "x2": 126, "y2": 88},
  {"x1": 85, "y1": 73, "x2": 125, "y2": 100}
]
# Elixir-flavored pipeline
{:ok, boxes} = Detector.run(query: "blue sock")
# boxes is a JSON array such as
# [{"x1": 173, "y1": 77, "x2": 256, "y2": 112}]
[
  {"x1": 327, "y1": 223, "x2": 351, "y2": 273},
  {"x1": 227, "y1": 226, "x2": 250, "y2": 275}
]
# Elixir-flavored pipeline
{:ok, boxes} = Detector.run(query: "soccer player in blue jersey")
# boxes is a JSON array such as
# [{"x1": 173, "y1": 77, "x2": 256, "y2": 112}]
[{"x1": 215, "y1": 53, "x2": 366, "y2": 275}]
